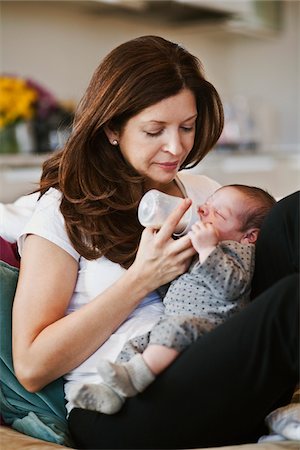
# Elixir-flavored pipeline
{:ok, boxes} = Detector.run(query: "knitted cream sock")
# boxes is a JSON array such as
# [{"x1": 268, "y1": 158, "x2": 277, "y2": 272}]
[
  {"x1": 69, "y1": 382, "x2": 124, "y2": 414},
  {"x1": 97, "y1": 353, "x2": 156, "y2": 397},
  {"x1": 69, "y1": 355, "x2": 156, "y2": 415}
]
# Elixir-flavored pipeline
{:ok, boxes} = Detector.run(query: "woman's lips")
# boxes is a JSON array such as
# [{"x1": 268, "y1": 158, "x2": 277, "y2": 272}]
[{"x1": 155, "y1": 161, "x2": 179, "y2": 170}]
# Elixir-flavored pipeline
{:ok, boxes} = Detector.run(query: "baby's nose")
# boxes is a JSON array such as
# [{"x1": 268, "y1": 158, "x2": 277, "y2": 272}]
[{"x1": 198, "y1": 204, "x2": 208, "y2": 217}]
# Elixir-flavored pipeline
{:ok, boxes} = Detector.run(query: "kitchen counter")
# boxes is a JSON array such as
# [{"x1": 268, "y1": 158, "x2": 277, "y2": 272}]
[
  {"x1": 0, "y1": 153, "x2": 51, "y2": 168},
  {"x1": 186, "y1": 149, "x2": 300, "y2": 199},
  {"x1": 0, "y1": 150, "x2": 299, "y2": 202},
  {"x1": 0, "y1": 153, "x2": 52, "y2": 202}
]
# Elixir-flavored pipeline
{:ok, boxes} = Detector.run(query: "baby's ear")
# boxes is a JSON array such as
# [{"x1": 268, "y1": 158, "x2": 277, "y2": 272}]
[{"x1": 240, "y1": 228, "x2": 260, "y2": 244}]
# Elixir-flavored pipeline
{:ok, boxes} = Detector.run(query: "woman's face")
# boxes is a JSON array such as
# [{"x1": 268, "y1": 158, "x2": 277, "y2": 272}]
[{"x1": 112, "y1": 89, "x2": 197, "y2": 190}]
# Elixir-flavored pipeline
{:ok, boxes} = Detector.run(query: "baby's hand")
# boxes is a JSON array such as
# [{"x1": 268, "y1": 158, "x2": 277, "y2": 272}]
[{"x1": 188, "y1": 221, "x2": 219, "y2": 259}]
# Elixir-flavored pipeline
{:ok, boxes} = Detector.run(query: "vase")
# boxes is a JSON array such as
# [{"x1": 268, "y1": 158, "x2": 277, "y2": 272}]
[
  {"x1": 15, "y1": 120, "x2": 36, "y2": 153},
  {"x1": 0, "y1": 125, "x2": 19, "y2": 154}
]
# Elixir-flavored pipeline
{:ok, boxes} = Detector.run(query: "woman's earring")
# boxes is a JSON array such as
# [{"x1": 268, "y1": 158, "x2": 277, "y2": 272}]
[{"x1": 112, "y1": 140, "x2": 118, "y2": 146}]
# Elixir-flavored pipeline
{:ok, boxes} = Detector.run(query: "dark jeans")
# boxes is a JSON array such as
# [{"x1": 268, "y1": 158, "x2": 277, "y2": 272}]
[{"x1": 68, "y1": 192, "x2": 299, "y2": 449}]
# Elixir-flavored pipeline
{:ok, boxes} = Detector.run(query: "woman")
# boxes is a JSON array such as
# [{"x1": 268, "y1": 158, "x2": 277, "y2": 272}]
[{"x1": 12, "y1": 35, "x2": 299, "y2": 448}]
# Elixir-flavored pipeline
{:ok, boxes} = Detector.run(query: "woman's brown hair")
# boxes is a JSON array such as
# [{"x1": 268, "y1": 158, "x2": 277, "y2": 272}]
[{"x1": 40, "y1": 35, "x2": 224, "y2": 268}]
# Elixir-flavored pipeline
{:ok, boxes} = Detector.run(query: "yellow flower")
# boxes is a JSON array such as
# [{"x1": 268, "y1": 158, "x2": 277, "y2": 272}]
[{"x1": 0, "y1": 76, "x2": 38, "y2": 129}]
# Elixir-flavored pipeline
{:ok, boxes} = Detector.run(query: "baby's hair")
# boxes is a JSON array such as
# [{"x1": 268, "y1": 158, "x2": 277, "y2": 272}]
[{"x1": 225, "y1": 184, "x2": 276, "y2": 231}]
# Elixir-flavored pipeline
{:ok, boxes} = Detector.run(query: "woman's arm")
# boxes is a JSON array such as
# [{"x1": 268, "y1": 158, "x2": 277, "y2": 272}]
[{"x1": 12, "y1": 199, "x2": 195, "y2": 392}]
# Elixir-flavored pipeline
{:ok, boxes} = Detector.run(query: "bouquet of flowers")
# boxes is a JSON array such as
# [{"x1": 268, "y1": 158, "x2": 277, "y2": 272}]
[
  {"x1": 0, "y1": 74, "x2": 73, "y2": 153},
  {"x1": 0, "y1": 76, "x2": 38, "y2": 129}
]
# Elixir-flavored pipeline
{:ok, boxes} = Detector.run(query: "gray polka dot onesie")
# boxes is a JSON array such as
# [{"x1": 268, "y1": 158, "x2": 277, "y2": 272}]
[{"x1": 117, "y1": 241, "x2": 255, "y2": 362}]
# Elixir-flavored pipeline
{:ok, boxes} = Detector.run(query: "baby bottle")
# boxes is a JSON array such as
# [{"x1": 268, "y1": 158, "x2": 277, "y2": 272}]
[{"x1": 138, "y1": 189, "x2": 198, "y2": 237}]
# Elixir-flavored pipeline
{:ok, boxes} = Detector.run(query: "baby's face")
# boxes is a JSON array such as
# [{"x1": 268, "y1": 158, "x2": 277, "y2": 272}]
[{"x1": 197, "y1": 187, "x2": 246, "y2": 242}]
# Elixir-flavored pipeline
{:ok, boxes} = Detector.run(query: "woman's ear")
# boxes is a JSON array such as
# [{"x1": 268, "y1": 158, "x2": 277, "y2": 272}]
[
  {"x1": 240, "y1": 228, "x2": 260, "y2": 244},
  {"x1": 104, "y1": 124, "x2": 119, "y2": 145}
]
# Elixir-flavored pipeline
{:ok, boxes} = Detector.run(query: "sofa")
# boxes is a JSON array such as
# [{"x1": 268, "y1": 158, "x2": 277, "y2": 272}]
[
  {"x1": 1, "y1": 424, "x2": 300, "y2": 450},
  {"x1": 0, "y1": 195, "x2": 299, "y2": 450}
]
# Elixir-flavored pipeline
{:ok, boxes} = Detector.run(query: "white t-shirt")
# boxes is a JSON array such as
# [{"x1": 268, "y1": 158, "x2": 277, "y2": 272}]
[{"x1": 18, "y1": 172, "x2": 220, "y2": 413}]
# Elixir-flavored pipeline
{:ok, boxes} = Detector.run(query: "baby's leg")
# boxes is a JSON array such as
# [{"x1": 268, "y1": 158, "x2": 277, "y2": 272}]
[
  {"x1": 97, "y1": 317, "x2": 203, "y2": 396},
  {"x1": 149, "y1": 315, "x2": 214, "y2": 352},
  {"x1": 70, "y1": 334, "x2": 153, "y2": 415},
  {"x1": 142, "y1": 344, "x2": 179, "y2": 375},
  {"x1": 116, "y1": 332, "x2": 150, "y2": 363},
  {"x1": 142, "y1": 315, "x2": 213, "y2": 374},
  {"x1": 95, "y1": 316, "x2": 214, "y2": 406},
  {"x1": 71, "y1": 317, "x2": 211, "y2": 415}
]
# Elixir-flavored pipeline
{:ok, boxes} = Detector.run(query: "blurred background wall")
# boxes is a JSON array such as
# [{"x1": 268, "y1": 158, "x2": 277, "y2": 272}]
[{"x1": 0, "y1": 0, "x2": 299, "y2": 200}]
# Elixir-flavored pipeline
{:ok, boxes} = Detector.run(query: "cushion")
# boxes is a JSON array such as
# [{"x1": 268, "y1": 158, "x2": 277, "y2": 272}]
[
  {"x1": 0, "y1": 237, "x2": 20, "y2": 268},
  {"x1": 0, "y1": 192, "x2": 38, "y2": 243},
  {"x1": 265, "y1": 403, "x2": 300, "y2": 441},
  {"x1": 259, "y1": 387, "x2": 300, "y2": 443},
  {"x1": 0, "y1": 260, "x2": 73, "y2": 446}
]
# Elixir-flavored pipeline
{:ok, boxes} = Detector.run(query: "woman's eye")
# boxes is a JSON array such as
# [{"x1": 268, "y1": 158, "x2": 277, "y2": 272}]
[
  {"x1": 181, "y1": 126, "x2": 194, "y2": 133},
  {"x1": 145, "y1": 130, "x2": 163, "y2": 137}
]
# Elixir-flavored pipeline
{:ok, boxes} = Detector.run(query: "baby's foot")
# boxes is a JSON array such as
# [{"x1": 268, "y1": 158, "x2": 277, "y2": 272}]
[
  {"x1": 97, "y1": 355, "x2": 155, "y2": 396},
  {"x1": 97, "y1": 359, "x2": 138, "y2": 397},
  {"x1": 69, "y1": 382, "x2": 124, "y2": 414}
]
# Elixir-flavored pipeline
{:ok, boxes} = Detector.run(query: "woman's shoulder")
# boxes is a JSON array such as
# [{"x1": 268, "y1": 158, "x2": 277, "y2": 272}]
[
  {"x1": 18, "y1": 188, "x2": 80, "y2": 261},
  {"x1": 27, "y1": 188, "x2": 64, "y2": 229},
  {"x1": 35, "y1": 187, "x2": 62, "y2": 210}
]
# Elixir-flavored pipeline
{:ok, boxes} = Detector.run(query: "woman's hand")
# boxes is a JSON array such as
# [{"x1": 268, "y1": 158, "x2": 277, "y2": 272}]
[{"x1": 129, "y1": 198, "x2": 196, "y2": 292}]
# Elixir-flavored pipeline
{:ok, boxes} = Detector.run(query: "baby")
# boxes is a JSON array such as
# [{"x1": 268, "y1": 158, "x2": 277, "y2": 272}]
[{"x1": 71, "y1": 184, "x2": 276, "y2": 414}]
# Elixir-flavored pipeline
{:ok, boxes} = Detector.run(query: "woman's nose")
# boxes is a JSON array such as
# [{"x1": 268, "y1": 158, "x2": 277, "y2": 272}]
[{"x1": 163, "y1": 132, "x2": 183, "y2": 155}]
